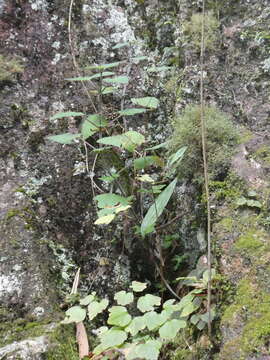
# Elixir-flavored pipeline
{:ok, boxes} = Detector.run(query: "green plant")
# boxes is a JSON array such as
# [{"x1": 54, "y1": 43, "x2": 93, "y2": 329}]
[
  {"x1": 62, "y1": 278, "x2": 215, "y2": 360},
  {"x1": 168, "y1": 105, "x2": 239, "y2": 182},
  {"x1": 0, "y1": 54, "x2": 24, "y2": 81},
  {"x1": 183, "y1": 11, "x2": 219, "y2": 51}
]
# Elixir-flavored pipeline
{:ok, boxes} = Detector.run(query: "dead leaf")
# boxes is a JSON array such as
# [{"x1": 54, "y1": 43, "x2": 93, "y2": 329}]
[{"x1": 76, "y1": 321, "x2": 89, "y2": 359}]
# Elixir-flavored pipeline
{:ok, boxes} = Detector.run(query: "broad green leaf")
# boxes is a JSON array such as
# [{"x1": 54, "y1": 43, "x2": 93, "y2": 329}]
[
  {"x1": 122, "y1": 131, "x2": 145, "y2": 152},
  {"x1": 200, "y1": 309, "x2": 215, "y2": 323},
  {"x1": 50, "y1": 111, "x2": 84, "y2": 120},
  {"x1": 112, "y1": 42, "x2": 129, "y2": 49},
  {"x1": 114, "y1": 291, "x2": 134, "y2": 306},
  {"x1": 181, "y1": 302, "x2": 197, "y2": 317},
  {"x1": 95, "y1": 193, "x2": 132, "y2": 208},
  {"x1": 97, "y1": 131, "x2": 145, "y2": 152},
  {"x1": 101, "y1": 86, "x2": 116, "y2": 94},
  {"x1": 159, "y1": 319, "x2": 186, "y2": 339},
  {"x1": 141, "y1": 178, "x2": 177, "y2": 236},
  {"x1": 104, "y1": 76, "x2": 129, "y2": 84},
  {"x1": 125, "y1": 316, "x2": 146, "y2": 336},
  {"x1": 47, "y1": 133, "x2": 80, "y2": 144},
  {"x1": 178, "y1": 294, "x2": 195, "y2": 310},
  {"x1": 118, "y1": 108, "x2": 147, "y2": 116},
  {"x1": 65, "y1": 72, "x2": 115, "y2": 81},
  {"x1": 137, "y1": 294, "x2": 161, "y2": 313},
  {"x1": 62, "y1": 306, "x2": 86, "y2": 324},
  {"x1": 94, "y1": 214, "x2": 115, "y2": 225},
  {"x1": 246, "y1": 199, "x2": 262, "y2": 208},
  {"x1": 126, "y1": 340, "x2": 162, "y2": 360},
  {"x1": 167, "y1": 146, "x2": 187, "y2": 167},
  {"x1": 143, "y1": 311, "x2": 168, "y2": 331},
  {"x1": 196, "y1": 320, "x2": 206, "y2": 330},
  {"x1": 236, "y1": 197, "x2": 247, "y2": 206},
  {"x1": 107, "y1": 306, "x2": 132, "y2": 327},
  {"x1": 190, "y1": 314, "x2": 200, "y2": 325},
  {"x1": 131, "y1": 97, "x2": 159, "y2": 109},
  {"x1": 88, "y1": 299, "x2": 109, "y2": 320},
  {"x1": 81, "y1": 114, "x2": 108, "y2": 139},
  {"x1": 130, "y1": 281, "x2": 147, "y2": 292},
  {"x1": 80, "y1": 294, "x2": 95, "y2": 306},
  {"x1": 114, "y1": 205, "x2": 131, "y2": 214},
  {"x1": 134, "y1": 156, "x2": 163, "y2": 170},
  {"x1": 93, "y1": 329, "x2": 127, "y2": 354},
  {"x1": 85, "y1": 61, "x2": 122, "y2": 70}
]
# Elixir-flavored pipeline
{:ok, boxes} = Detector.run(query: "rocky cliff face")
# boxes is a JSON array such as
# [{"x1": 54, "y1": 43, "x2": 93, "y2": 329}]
[{"x1": 1, "y1": 0, "x2": 270, "y2": 359}]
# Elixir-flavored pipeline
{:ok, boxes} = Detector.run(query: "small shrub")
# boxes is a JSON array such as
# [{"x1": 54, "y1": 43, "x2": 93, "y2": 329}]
[
  {"x1": 0, "y1": 55, "x2": 24, "y2": 81},
  {"x1": 183, "y1": 11, "x2": 219, "y2": 51},
  {"x1": 168, "y1": 105, "x2": 239, "y2": 181}
]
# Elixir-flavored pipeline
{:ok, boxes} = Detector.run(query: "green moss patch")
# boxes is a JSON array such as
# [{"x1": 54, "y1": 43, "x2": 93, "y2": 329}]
[
  {"x1": 0, "y1": 55, "x2": 24, "y2": 82},
  {"x1": 221, "y1": 278, "x2": 270, "y2": 356},
  {"x1": 234, "y1": 229, "x2": 264, "y2": 253}
]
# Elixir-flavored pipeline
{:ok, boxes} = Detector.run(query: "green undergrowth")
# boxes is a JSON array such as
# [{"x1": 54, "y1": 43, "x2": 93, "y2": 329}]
[
  {"x1": 46, "y1": 324, "x2": 79, "y2": 360},
  {"x1": 0, "y1": 314, "x2": 51, "y2": 347},
  {"x1": 183, "y1": 11, "x2": 219, "y2": 51},
  {"x1": 169, "y1": 105, "x2": 239, "y2": 182}
]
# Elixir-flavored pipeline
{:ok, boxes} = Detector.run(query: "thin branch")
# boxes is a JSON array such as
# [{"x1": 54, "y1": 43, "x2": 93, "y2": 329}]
[{"x1": 200, "y1": 0, "x2": 212, "y2": 337}]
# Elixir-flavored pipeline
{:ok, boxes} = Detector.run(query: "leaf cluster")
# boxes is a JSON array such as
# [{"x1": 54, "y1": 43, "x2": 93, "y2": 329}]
[{"x1": 61, "y1": 280, "x2": 214, "y2": 360}]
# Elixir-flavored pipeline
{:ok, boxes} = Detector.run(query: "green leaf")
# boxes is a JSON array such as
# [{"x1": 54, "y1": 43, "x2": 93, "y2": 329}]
[
  {"x1": 65, "y1": 72, "x2": 115, "y2": 81},
  {"x1": 126, "y1": 340, "x2": 162, "y2": 360},
  {"x1": 97, "y1": 131, "x2": 145, "y2": 152},
  {"x1": 131, "y1": 97, "x2": 159, "y2": 109},
  {"x1": 181, "y1": 302, "x2": 197, "y2": 317},
  {"x1": 159, "y1": 319, "x2": 187, "y2": 339},
  {"x1": 99, "y1": 174, "x2": 120, "y2": 183},
  {"x1": 137, "y1": 174, "x2": 155, "y2": 183},
  {"x1": 131, "y1": 56, "x2": 148, "y2": 64},
  {"x1": 143, "y1": 311, "x2": 168, "y2": 331},
  {"x1": 47, "y1": 133, "x2": 80, "y2": 144},
  {"x1": 178, "y1": 294, "x2": 195, "y2": 310},
  {"x1": 141, "y1": 178, "x2": 177, "y2": 236},
  {"x1": 81, "y1": 114, "x2": 108, "y2": 139},
  {"x1": 202, "y1": 268, "x2": 216, "y2": 285},
  {"x1": 167, "y1": 146, "x2": 187, "y2": 167},
  {"x1": 145, "y1": 141, "x2": 168, "y2": 151},
  {"x1": 80, "y1": 294, "x2": 95, "y2": 306},
  {"x1": 114, "y1": 291, "x2": 134, "y2": 306},
  {"x1": 88, "y1": 299, "x2": 109, "y2": 320},
  {"x1": 119, "y1": 108, "x2": 147, "y2": 116},
  {"x1": 101, "y1": 86, "x2": 116, "y2": 94},
  {"x1": 112, "y1": 42, "x2": 129, "y2": 49},
  {"x1": 94, "y1": 193, "x2": 132, "y2": 208},
  {"x1": 196, "y1": 320, "x2": 206, "y2": 330},
  {"x1": 137, "y1": 294, "x2": 161, "y2": 313},
  {"x1": 152, "y1": 184, "x2": 166, "y2": 194},
  {"x1": 190, "y1": 314, "x2": 200, "y2": 325},
  {"x1": 94, "y1": 214, "x2": 115, "y2": 225},
  {"x1": 50, "y1": 112, "x2": 84, "y2": 120},
  {"x1": 85, "y1": 61, "x2": 122, "y2": 70},
  {"x1": 125, "y1": 316, "x2": 146, "y2": 336},
  {"x1": 62, "y1": 306, "x2": 86, "y2": 324},
  {"x1": 200, "y1": 309, "x2": 215, "y2": 323},
  {"x1": 107, "y1": 306, "x2": 132, "y2": 327},
  {"x1": 130, "y1": 281, "x2": 147, "y2": 292},
  {"x1": 122, "y1": 131, "x2": 145, "y2": 152},
  {"x1": 97, "y1": 134, "x2": 124, "y2": 148},
  {"x1": 246, "y1": 199, "x2": 262, "y2": 208},
  {"x1": 93, "y1": 329, "x2": 127, "y2": 355},
  {"x1": 104, "y1": 76, "x2": 129, "y2": 84},
  {"x1": 134, "y1": 156, "x2": 163, "y2": 170}
]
